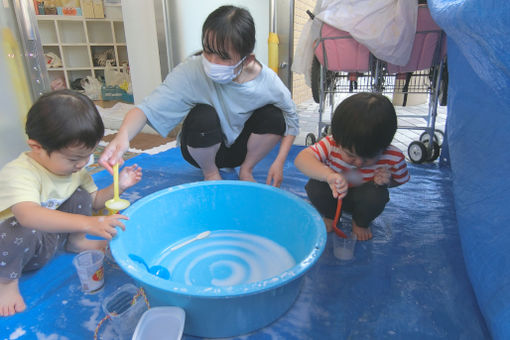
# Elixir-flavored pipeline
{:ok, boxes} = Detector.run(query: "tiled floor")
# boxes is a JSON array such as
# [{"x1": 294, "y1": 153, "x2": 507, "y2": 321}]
[{"x1": 295, "y1": 95, "x2": 447, "y2": 160}]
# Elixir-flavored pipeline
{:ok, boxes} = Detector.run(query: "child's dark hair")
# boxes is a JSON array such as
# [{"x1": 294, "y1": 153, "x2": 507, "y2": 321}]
[
  {"x1": 25, "y1": 89, "x2": 104, "y2": 154},
  {"x1": 202, "y1": 6, "x2": 255, "y2": 60},
  {"x1": 331, "y1": 92, "x2": 397, "y2": 158}
]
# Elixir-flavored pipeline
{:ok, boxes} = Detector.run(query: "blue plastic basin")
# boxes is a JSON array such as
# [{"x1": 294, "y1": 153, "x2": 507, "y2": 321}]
[{"x1": 110, "y1": 181, "x2": 326, "y2": 338}]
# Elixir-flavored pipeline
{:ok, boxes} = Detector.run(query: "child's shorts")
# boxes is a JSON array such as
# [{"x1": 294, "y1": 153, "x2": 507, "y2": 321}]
[
  {"x1": 305, "y1": 179, "x2": 389, "y2": 228},
  {"x1": 0, "y1": 187, "x2": 92, "y2": 281}
]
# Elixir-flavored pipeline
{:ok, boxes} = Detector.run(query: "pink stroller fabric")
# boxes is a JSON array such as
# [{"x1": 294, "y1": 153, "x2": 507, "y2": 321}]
[
  {"x1": 314, "y1": 6, "x2": 446, "y2": 74},
  {"x1": 386, "y1": 6, "x2": 447, "y2": 73},
  {"x1": 314, "y1": 25, "x2": 371, "y2": 72}
]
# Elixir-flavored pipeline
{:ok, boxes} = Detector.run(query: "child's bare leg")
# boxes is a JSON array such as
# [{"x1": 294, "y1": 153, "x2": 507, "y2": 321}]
[
  {"x1": 65, "y1": 232, "x2": 107, "y2": 253},
  {"x1": 0, "y1": 279, "x2": 26, "y2": 316},
  {"x1": 352, "y1": 219, "x2": 372, "y2": 241},
  {"x1": 323, "y1": 217, "x2": 333, "y2": 233}
]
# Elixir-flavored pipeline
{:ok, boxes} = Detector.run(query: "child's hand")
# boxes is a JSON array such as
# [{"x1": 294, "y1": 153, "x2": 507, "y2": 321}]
[
  {"x1": 119, "y1": 164, "x2": 142, "y2": 192},
  {"x1": 374, "y1": 166, "x2": 391, "y2": 186},
  {"x1": 87, "y1": 214, "x2": 128, "y2": 240},
  {"x1": 326, "y1": 172, "x2": 348, "y2": 199}
]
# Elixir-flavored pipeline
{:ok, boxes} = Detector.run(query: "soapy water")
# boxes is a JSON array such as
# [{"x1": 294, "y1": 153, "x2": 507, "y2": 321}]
[
  {"x1": 334, "y1": 247, "x2": 354, "y2": 261},
  {"x1": 155, "y1": 230, "x2": 296, "y2": 287},
  {"x1": 333, "y1": 235, "x2": 356, "y2": 261}
]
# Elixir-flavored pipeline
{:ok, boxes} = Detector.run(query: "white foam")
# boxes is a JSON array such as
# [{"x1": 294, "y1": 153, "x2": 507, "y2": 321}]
[
  {"x1": 9, "y1": 327, "x2": 26, "y2": 339},
  {"x1": 163, "y1": 231, "x2": 296, "y2": 287},
  {"x1": 105, "y1": 200, "x2": 129, "y2": 210}
]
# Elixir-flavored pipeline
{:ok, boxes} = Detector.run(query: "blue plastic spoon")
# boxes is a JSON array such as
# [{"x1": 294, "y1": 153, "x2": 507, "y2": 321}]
[{"x1": 128, "y1": 254, "x2": 170, "y2": 280}]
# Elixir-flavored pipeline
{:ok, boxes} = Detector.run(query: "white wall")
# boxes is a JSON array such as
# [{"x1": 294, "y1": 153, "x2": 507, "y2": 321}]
[
  {"x1": 122, "y1": 0, "x2": 162, "y2": 103},
  {"x1": 167, "y1": 0, "x2": 269, "y2": 66},
  {"x1": 122, "y1": 0, "x2": 270, "y2": 104}
]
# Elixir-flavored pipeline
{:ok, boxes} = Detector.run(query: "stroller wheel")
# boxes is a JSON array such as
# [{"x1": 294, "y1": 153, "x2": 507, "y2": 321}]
[
  {"x1": 311, "y1": 57, "x2": 321, "y2": 103},
  {"x1": 305, "y1": 133, "x2": 317, "y2": 146},
  {"x1": 419, "y1": 130, "x2": 444, "y2": 147},
  {"x1": 311, "y1": 56, "x2": 336, "y2": 104},
  {"x1": 408, "y1": 141, "x2": 427, "y2": 163},
  {"x1": 320, "y1": 125, "x2": 331, "y2": 137},
  {"x1": 425, "y1": 141, "x2": 441, "y2": 162}
]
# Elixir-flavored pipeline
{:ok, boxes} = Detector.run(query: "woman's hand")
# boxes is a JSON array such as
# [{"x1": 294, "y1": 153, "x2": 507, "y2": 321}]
[
  {"x1": 326, "y1": 172, "x2": 348, "y2": 199},
  {"x1": 373, "y1": 166, "x2": 391, "y2": 186},
  {"x1": 99, "y1": 107, "x2": 149, "y2": 174},
  {"x1": 98, "y1": 132, "x2": 130, "y2": 174},
  {"x1": 266, "y1": 160, "x2": 284, "y2": 187},
  {"x1": 119, "y1": 164, "x2": 142, "y2": 192}
]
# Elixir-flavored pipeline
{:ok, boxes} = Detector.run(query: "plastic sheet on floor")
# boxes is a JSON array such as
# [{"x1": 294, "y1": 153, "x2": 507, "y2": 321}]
[{"x1": 3, "y1": 146, "x2": 489, "y2": 339}]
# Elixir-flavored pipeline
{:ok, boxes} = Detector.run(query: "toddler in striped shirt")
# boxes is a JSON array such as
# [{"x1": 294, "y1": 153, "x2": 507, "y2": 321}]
[{"x1": 295, "y1": 93, "x2": 409, "y2": 241}]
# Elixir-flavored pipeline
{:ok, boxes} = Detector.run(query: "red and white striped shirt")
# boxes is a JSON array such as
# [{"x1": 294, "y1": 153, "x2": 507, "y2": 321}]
[{"x1": 309, "y1": 136, "x2": 410, "y2": 186}]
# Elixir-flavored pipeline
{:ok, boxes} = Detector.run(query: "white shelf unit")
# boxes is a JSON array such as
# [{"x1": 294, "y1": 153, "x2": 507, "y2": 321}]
[{"x1": 36, "y1": 15, "x2": 128, "y2": 89}]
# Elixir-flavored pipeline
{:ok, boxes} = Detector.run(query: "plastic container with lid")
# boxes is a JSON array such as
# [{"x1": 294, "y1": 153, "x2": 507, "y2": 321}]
[{"x1": 132, "y1": 306, "x2": 185, "y2": 340}]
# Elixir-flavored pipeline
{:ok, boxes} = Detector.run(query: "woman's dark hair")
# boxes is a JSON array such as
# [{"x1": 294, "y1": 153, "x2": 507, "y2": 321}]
[
  {"x1": 331, "y1": 92, "x2": 397, "y2": 158},
  {"x1": 25, "y1": 89, "x2": 104, "y2": 154},
  {"x1": 201, "y1": 5, "x2": 255, "y2": 59}
]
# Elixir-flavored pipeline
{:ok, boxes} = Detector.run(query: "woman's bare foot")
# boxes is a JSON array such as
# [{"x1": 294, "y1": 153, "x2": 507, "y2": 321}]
[
  {"x1": 352, "y1": 220, "x2": 372, "y2": 241},
  {"x1": 238, "y1": 168, "x2": 256, "y2": 182},
  {"x1": 203, "y1": 171, "x2": 222, "y2": 181},
  {"x1": 0, "y1": 279, "x2": 26, "y2": 316},
  {"x1": 66, "y1": 232, "x2": 107, "y2": 253},
  {"x1": 323, "y1": 217, "x2": 333, "y2": 232}
]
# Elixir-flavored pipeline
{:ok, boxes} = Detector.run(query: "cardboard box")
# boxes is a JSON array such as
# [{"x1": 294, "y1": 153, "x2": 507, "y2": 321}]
[
  {"x1": 92, "y1": 0, "x2": 104, "y2": 19},
  {"x1": 80, "y1": 0, "x2": 94, "y2": 18}
]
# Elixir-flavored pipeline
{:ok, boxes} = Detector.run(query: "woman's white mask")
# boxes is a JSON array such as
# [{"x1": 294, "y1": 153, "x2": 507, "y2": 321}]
[{"x1": 202, "y1": 54, "x2": 246, "y2": 84}]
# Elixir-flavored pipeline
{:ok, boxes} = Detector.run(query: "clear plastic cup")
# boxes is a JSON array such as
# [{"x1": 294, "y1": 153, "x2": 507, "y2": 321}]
[
  {"x1": 72, "y1": 249, "x2": 105, "y2": 293},
  {"x1": 333, "y1": 233, "x2": 357, "y2": 261}
]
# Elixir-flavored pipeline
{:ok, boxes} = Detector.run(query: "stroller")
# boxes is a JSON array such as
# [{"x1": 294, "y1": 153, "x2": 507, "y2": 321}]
[{"x1": 302, "y1": 3, "x2": 447, "y2": 163}]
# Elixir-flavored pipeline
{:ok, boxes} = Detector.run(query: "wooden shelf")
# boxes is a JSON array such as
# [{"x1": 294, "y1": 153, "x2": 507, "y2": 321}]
[{"x1": 37, "y1": 14, "x2": 129, "y2": 90}]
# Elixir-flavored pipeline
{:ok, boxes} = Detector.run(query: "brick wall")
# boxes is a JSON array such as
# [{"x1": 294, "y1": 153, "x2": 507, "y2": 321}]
[{"x1": 292, "y1": 0, "x2": 316, "y2": 105}]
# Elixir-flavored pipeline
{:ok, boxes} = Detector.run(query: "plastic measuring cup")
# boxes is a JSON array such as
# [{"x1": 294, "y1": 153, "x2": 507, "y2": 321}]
[
  {"x1": 73, "y1": 249, "x2": 105, "y2": 293},
  {"x1": 333, "y1": 232, "x2": 357, "y2": 261}
]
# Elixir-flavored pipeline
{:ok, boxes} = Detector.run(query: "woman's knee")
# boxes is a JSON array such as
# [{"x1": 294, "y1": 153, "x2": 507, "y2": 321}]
[
  {"x1": 182, "y1": 104, "x2": 222, "y2": 147},
  {"x1": 184, "y1": 104, "x2": 220, "y2": 129},
  {"x1": 249, "y1": 105, "x2": 286, "y2": 135}
]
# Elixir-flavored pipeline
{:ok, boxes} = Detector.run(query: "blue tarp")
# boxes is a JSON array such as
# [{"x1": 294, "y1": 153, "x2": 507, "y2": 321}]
[
  {"x1": 2, "y1": 146, "x2": 489, "y2": 339},
  {"x1": 429, "y1": 1, "x2": 510, "y2": 338}
]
